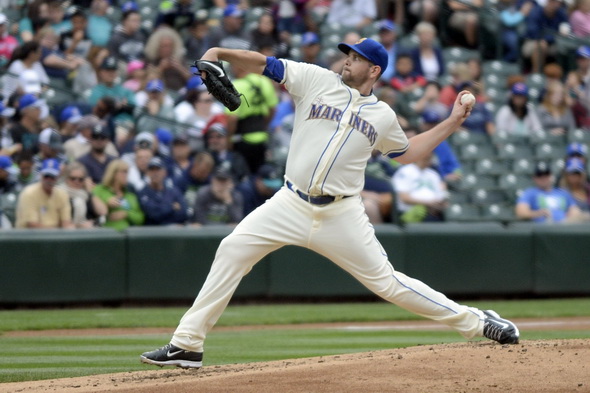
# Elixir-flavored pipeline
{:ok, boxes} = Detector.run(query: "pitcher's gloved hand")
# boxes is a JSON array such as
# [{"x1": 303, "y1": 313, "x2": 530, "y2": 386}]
[{"x1": 192, "y1": 60, "x2": 242, "y2": 111}]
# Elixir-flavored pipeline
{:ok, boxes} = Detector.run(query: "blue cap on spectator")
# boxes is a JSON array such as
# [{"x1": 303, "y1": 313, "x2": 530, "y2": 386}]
[
  {"x1": 0, "y1": 155, "x2": 12, "y2": 170},
  {"x1": 186, "y1": 76, "x2": 202, "y2": 90},
  {"x1": 567, "y1": 142, "x2": 588, "y2": 157},
  {"x1": 565, "y1": 157, "x2": 586, "y2": 173},
  {"x1": 422, "y1": 109, "x2": 442, "y2": 123},
  {"x1": 223, "y1": 4, "x2": 243, "y2": 18},
  {"x1": 146, "y1": 79, "x2": 164, "y2": 92},
  {"x1": 338, "y1": 38, "x2": 389, "y2": 75},
  {"x1": 378, "y1": 19, "x2": 397, "y2": 32},
  {"x1": 0, "y1": 101, "x2": 15, "y2": 117},
  {"x1": 60, "y1": 105, "x2": 82, "y2": 124},
  {"x1": 511, "y1": 82, "x2": 528, "y2": 96},
  {"x1": 19, "y1": 94, "x2": 45, "y2": 110},
  {"x1": 576, "y1": 46, "x2": 590, "y2": 58},
  {"x1": 40, "y1": 158, "x2": 61, "y2": 177},
  {"x1": 121, "y1": 1, "x2": 138, "y2": 13},
  {"x1": 301, "y1": 32, "x2": 319, "y2": 46},
  {"x1": 155, "y1": 127, "x2": 173, "y2": 146}
]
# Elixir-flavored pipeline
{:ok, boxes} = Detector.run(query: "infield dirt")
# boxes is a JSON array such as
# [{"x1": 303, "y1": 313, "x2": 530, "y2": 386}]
[{"x1": 2, "y1": 319, "x2": 589, "y2": 393}]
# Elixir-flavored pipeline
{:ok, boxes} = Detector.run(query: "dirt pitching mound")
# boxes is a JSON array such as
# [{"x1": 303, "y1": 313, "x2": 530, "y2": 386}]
[{"x1": 3, "y1": 339, "x2": 589, "y2": 393}]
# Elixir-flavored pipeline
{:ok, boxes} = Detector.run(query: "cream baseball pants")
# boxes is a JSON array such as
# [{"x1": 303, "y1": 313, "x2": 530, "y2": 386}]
[{"x1": 171, "y1": 187, "x2": 484, "y2": 352}]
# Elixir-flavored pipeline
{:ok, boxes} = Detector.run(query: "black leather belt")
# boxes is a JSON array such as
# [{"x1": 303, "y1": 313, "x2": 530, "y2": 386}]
[{"x1": 286, "y1": 180, "x2": 351, "y2": 205}]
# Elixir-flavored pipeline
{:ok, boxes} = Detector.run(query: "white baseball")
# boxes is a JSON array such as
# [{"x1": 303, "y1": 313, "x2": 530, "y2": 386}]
[{"x1": 461, "y1": 93, "x2": 476, "y2": 107}]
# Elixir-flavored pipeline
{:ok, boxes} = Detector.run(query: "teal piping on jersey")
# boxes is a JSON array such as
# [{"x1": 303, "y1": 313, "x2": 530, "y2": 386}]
[
  {"x1": 320, "y1": 96, "x2": 380, "y2": 195},
  {"x1": 306, "y1": 77, "x2": 353, "y2": 194}
]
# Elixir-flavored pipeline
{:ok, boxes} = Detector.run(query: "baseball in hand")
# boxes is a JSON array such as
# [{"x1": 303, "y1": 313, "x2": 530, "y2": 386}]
[{"x1": 461, "y1": 93, "x2": 476, "y2": 107}]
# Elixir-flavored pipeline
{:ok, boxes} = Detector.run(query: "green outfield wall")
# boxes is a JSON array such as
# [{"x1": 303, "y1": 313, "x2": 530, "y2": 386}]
[{"x1": 0, "y1": 223, "x2": 588, "y2": 304}]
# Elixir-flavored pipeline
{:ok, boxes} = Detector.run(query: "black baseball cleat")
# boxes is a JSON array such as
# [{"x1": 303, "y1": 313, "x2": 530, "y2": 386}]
[
  {"x1": 140, "y1": 343, "x2": 203, "y2": 369},
  {"x1": 482, "y1": 310, "x2": 520, "y2": 344}
]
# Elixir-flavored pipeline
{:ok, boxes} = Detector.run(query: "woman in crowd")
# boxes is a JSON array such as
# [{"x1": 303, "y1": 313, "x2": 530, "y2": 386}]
[
  {"x1": 92, "y1": 159, "x2": 144, "y2": 230},
  {"x1": 2, "y1": 41, "x2": 49, "y2": 100},
  {"x1": 409, "y1": 22, "x2": 445, "y2": 81},
  {"x1": 144, "y1": 26, "x2": 191, "y2": 91},
  {"x1": 536, "y1": 81, "x2": 576, "y2": 136},
  {"x1": 560, "y1": 157, "x2": 590, "y2": 213},
  {"x1": 495, "y1": 82, "x2": 543, "y2": 136},
  {"x1": 59, "y1": 162, "x2": 107, "y2": 228}
]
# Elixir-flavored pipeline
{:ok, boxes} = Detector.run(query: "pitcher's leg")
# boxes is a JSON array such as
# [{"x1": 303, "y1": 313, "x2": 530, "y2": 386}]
[
  {"x1": 310, "y1": 198, "x2": 484, "y2": 338},
  {"x1": 172, "y1": 189, "x2": 310, "y2": 352}
]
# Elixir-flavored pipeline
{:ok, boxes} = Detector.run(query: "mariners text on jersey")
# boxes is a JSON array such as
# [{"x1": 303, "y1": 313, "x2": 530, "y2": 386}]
[{"x1": 307, "y1": 103, "x2": 378, "y2": 145}]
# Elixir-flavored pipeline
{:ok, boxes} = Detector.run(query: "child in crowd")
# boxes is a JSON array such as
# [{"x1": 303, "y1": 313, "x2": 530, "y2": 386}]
[
  {"x1": 122, "y1": 60, "x2": 147, "y2": 92},
  {"x1": 390, "y1": 54, "x2": 427, "y2": 94}
]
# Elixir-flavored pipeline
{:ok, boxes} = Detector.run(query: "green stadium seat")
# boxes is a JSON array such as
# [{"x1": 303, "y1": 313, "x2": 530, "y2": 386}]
[
  {"x1": 460, "y1": 143, "x2": 496, "y2": 160},
  {"x1": 568, "y1": 129, "x2": 590, "y2": 144},
  {"x1": 459, "y1": 173, "x2": 497, "y2": 189},
  {"x1": 512, "y1": 158, "x2": 535, "y2": 175},
  {"x1": 480, "y1": 203, "x2": 516, "y2": 222},
  {"x1": 535, "y1": 142, "x2": 567, "y2": 160},
  {"x1": 470, "y1": 188, "x2": 508, "y2": 205},
  {"x1": 445, "y1": 203, "x2": 481, "y2": 222},
  {"x1": 491, "y1": 130, "x2": 529, "y2": 145},
  {"x1": 448, "y1": 190, "x2": 471, "y2": 204},
  {"x1": 451, "y1": 131, "x2": 490, "y2": 146},
  {"x1": 496, "y1": 143, "x2": 534, "y2": 160},
  {"x1": 482, "y1": 60, "x2": 521, "y2": 76},
  {"x1": 498, "y1": 173, "x2": 534, "y2": 190},
  {"x1": 475, "y1": 158, "x2": 510, "y2": 175}
]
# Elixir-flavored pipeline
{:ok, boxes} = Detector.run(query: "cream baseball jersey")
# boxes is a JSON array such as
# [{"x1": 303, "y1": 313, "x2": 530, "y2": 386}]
[{"x1": 268, "y1": 59, "x2": 409, "y2": 197}]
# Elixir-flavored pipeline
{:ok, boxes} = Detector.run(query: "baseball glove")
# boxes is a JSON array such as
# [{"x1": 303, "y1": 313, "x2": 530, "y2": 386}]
[{"x1": 192, "y1": 60, "x2": 242, "y2": 111}]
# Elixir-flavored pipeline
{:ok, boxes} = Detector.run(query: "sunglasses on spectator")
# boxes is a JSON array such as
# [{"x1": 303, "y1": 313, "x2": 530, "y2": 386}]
[
  {"x1": 92, "y1": 135, "x2": 108, "y2": 140},
  {"x1": 69, "y1": 176, "x2": 85, "y2": 182},
  {"x1": 43, "y1": 174, "x2": 57, "y2": 179}
]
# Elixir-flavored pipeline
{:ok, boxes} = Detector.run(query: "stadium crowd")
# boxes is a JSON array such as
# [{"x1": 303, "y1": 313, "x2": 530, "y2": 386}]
[{"x1": 1, "y1": 0, "x2": 590, "y2": 229}]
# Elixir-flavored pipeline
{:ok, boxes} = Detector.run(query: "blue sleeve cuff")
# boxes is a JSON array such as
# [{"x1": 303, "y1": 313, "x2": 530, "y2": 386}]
[{"x1": 263, "y1": 57, "x2": 285, "y2": 83}]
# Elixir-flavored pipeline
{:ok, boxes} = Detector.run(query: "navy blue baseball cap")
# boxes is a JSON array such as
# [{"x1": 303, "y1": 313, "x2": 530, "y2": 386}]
[
  {"x1": 511, "y1": 82, "x2": 528, "y2": 96},
  {"x1": 338, "y1": 38, "x2": 389, "y2": 75}
]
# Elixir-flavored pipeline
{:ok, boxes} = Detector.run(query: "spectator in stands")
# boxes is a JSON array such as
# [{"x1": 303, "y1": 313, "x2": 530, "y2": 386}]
[
  {"x1": 204, "y1": 117, "x2": 250, "y2": 183},
  {"x1": 377, "y1": 20, "x2": 400, "y2": 84},
  {"x1": 249, "y1": 12, "x2": 281, "y2": 55},
  {"x1": 46, "y1": 0, "x2": 72, "y2": 35},
  {"x1": 122, "y1": 60, "x2": 147, "y2": 93},
  {"x1": 537, "y1": 80, "x2": 576, "y2": 136},
  {"x1": 78, "y1": 124, "x2": 117, "y2": 184},
  {"x1": 522, "y1": 0, "x2": 569, "y2": 73},
  {"x1": 0, "y1": 155, "x2": 17, "y2": 228},
  {"x1": 376, "y1": 86, "x2": 413, "y2": 128},
  {"x1": 439, "y1": 62, "x2": 476, "y2": 108},
  {"x1": 237, "y1": 162, "x2": 283, "y2": 216},
  {"x1": 565, "y1": 46, "x2": 590, "y2": 130},
  {"x1": 409, "y1": 22, "x2": 445, "y2": 81},
  {"x1": 88, "y1": 0, "x2": 114, "y2": 48},
  {"x1": 392, "y1": 151, "x2": 448, "y2": 223},
  {"x1": 499, "y1": 0, "x2": 535, "y2": 63},
  {"x1": 93, "y1": 159, "x2": 144, "y2": 230},
  {"x1": 414, "y1": 81, "x2": 448, "y2": 121},
  {"x1": 0, "y1": 102, "x2": 17, "y2": 157},
  {"x1": 174, "y1": 80, "x2": 224, "y2": 152},
  {"x1": 326, "y1": 0, "x2": 377, "y2": 29},
  {"x1": 88, "y1": 55, "x2": 136, "y2": 110},
  {"x1": 59, "y1": 8, "x2": 93, "y2": 59},
  {"x1": 569, "y1": 0, "x2": 590, "y2": 38},
  {"x1": 144, "y1": 26, "x2": 191, "y2": 91},
  {"x1": 495, "y1": 82, "x2": 543, "y2": 136},
  {"x1": 8, "y1": 94, "x2": 45, "y2": 157},
  {"x1": 17, "y1": 0, "x2": 49, "y2": 43},
  {"x1": 183, "y1": 150, "x2": 215, "y2": 206},
  {"x1": 446, "y1": 0, "x2": 483, "y2": 48},
  {"x1": 390, "y1": 53, "x2": 427, "y2": 94},
  {"x1": 167, "y1": 132, "x2": 193, "y2": 191},
  {"x1": 299, "y1": 32, "x2": 327, "y2": 68},
  {"x1": 185, "y1": 18, "x2": 211, "y2": 61},
  {"x1": 405, "y1": 0, "x2": 440, "y2": 26},
  {"x1": 155, "y1": 127, "x2": 173, "y2": 159},
  {"x1": 121, "y1": 131, "x2": 156, "y2": 165},
  {"x1": 63, "y1": 115, "x2": 118, "y2": 161},
  {"x1": 192, "y1": 166, "x2": 244, "y2": 226},
  {"x1": 134, "y1": 79, "x2": 175, "y2": 118},
  {"x1": 0, "y1": 13, "x2": 18, "y2": 68},
  {"x1": 127, "y1": 146, "x2": 153, "y2": 193},
  {"x1": 138, "y1": 156, "x2": 189, "y2": 226},
  {"x1": 13, "y1": 153, "x2": 38, "y2": 193},
  {"x1": 2, "y1": 41, "x2": 49, "y2": 100},
  {"x1": 155, "y1": 0, "x2": 195, "y2": 32},
  {"x1": 362, "y1": 149, "x2": 397, "y2": 224},
  {"x1": 457, "y1": 82, "x2": 496, "y2": 135},
  {"x1": 34, "y1": 128, "x2": 65, "y2": 174},
  {"x1": 15, "y1": 157, "x2": 74, "y2": 229},
  {"x1": 58, "y1": 162, "x2": 107, "y2": 228},
  {"x1": 560, "y1": 157, "x2": 590, "y2": 212},
  {"x1": 208, "y1": 4, "x2": 251, "y2": 51},
  {"x1": 226, "y1": 65, "x2": 279, "y2": 173},
  {"x1": 57, "y1": 105, "x2": 83, "y2": 140},
  {"x1": 106, "y1": 8, "x2": 146, "y2": 63},
  {"x1": 515, "y1": 161, "x2": 581, "y2": 223}
]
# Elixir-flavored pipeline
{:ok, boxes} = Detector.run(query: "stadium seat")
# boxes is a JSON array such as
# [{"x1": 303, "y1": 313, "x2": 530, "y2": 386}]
[
  {"x1": 448, "y1": 190, "x2": 471, "y2": 204},
  {"x1": 482, "y1": 60, "x2": 521, "y2": 77},
  {"x1": 480, "y1": 203, "x2": 516, "y2": 222},
  {"x1": 459, "y1": 143, "x2": 495, "y2": 160},
  {"x1": 451, "y1": 130, "x2": 490, "y2": 146},
  {"x1": 474, "y1": 158, "x2": 510, "y2": 175},
  {"x1": 445, "y1": 203, "x2": 481, "y2": 221},
  {"x1": 442, "y1": 47, "x2": 480, "y2": 64},
  {"x1": 470, "y1": 188, "x2": 507, "y2": 205},
  {"x1": 496, "y1": 143, "x2": 534, "y2": 160},
  {"x1": 568, "y1": 129, "x2": 590, "y2": 144},
  {"x1": 512, "y1": 158, "x2": 535, "y2": 175},
  {"x1": 528, "y1": 129, "x2": 567, "y2": 146},
  {"x1": 459, "y1": 173, "x2": 497, "y2": 189},
  {"x1": 491, "y1": 130, "x2": 528, "y2": 145},
  {"x1": 535, "y1": 142, "x2": 567, "y2": 160},
  {"x1": 498, "y1": 173, "x2": 534, "y2": 190}
]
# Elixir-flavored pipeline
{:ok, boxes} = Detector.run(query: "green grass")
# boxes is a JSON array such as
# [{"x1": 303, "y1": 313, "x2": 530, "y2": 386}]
[
  {"x1": 1, "y1": 298, "x2": 590, "y2": 332},
  {"x1": 0, "y1": 298, "x2": 589, "y2": 384}
]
